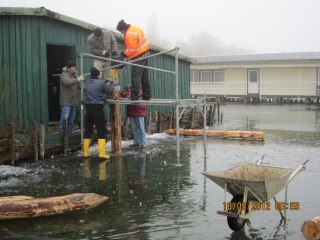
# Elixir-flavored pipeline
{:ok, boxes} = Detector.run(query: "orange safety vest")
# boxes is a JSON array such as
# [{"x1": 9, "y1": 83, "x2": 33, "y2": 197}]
[{"x1": 124, "y1": 25, "x2": 150, "y2": 59}]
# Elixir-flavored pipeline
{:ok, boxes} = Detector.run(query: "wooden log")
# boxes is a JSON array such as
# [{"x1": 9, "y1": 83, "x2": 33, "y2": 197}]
[
  {"x1": 164, "y1": 128, "x2": 265, "y2": 140},
  {"x1": 301, "y1": 215, "x2": 320, "y2": 240},
  {"x1": 0, "y1": 193, "x2": 108, "y2": 220}
]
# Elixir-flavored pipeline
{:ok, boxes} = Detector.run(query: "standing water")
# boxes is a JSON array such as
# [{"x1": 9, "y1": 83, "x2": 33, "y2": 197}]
[{"x1": 0, "y1": 104, "x2": 319, "y2": 239}]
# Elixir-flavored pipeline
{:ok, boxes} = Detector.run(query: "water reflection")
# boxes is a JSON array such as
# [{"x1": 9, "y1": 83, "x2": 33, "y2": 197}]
[{"x1": 0, "y1": 104, "x2": 319, "y2": 239}]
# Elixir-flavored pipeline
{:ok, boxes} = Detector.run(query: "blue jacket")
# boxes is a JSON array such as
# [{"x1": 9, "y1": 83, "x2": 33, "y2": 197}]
[{"x1": 84, "y1": 78, "x2": 114, "y2": 105}]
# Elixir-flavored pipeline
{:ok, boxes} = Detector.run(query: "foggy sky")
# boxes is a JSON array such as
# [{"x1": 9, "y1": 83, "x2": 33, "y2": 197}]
[{"x1": 2, "y1": 0, "x2": 320, "y2": 55}]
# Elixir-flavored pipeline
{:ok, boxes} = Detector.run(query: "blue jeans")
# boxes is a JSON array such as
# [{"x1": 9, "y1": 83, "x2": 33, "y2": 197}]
[
  {"x1": 130, "y1": 117, "x2": 146, "y2": 145},
  {"x1": 59, "y1": 106, "x2": 76, "y2": 134}
]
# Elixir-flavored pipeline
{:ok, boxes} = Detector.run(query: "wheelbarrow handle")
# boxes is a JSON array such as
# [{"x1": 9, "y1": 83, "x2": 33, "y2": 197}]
[
  {"x1": 302, "y1": 159, "x2": 310, "y2": 166},
  {"x1": 287, "y1": 160, "x2": 309, "y2": 185}
]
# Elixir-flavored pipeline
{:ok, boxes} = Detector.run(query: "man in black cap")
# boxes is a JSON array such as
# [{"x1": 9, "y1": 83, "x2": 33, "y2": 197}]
[
  {"x1": 87, "y1": 28, "x2": 118, "y2": 82},
  {"x1": 59, "y1": 61, "x2": 83, "y2": 134},
  {"x1": 116, "y1": 20, "x2": 151, "y2": 100},
  {"x1": 82, "y1": 67, "x2": 114, "y2": 159}
]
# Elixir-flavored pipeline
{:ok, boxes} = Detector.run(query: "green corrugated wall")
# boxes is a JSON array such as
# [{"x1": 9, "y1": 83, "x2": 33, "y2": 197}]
[{"x1": 0, "y1": 14, "x2": 191, "y2": 131}]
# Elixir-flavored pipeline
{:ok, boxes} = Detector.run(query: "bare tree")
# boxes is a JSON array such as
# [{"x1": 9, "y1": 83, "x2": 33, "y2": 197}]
[{"x1": 177, "y1": 31, "x2": 255, "y2": 56}]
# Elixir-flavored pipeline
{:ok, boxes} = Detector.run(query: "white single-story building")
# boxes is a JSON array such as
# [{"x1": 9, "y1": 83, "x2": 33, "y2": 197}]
[{"x1": 191, "y1": 52, "x2": 320, "y2": 102}]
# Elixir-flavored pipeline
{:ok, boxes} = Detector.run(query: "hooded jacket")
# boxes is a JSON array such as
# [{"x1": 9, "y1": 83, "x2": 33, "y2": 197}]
[{"x1": 124, "y1": 25, "x2": 150, "y2": 59}]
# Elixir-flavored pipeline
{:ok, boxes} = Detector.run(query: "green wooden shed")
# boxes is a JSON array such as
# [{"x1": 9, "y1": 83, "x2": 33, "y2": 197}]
[{"x1": 0, "y1": 7, "x2": 194, "y2": 132}]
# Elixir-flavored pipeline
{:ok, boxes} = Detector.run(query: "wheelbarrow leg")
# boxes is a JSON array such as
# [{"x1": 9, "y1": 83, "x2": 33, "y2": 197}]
[
  {"x1": 284, "y1": 185, "x2": 288, "y2": 223},
  {"x1": 273, "y1": 196, "x2": 285, "y2": 220}
]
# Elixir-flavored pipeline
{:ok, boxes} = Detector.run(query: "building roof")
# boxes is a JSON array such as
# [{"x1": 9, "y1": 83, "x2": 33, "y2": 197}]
[
  {"x1": 0, "y1": 7, "x2": 195, "y2": 63},
  {"x1": 194, "y1": 52, "x2": 320, "y2": 64},
  {"x1": 0, "y1": 7, "x2": 98, "y2": 30}
]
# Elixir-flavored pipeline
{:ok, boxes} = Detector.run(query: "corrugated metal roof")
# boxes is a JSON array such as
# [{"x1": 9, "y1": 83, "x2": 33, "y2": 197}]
[
  {"x1": 194, "y1": 52, "x2": 320, "y2": 63},
  {"x1": 0, "y1": 7, "x2": 98, "y2": 30}
]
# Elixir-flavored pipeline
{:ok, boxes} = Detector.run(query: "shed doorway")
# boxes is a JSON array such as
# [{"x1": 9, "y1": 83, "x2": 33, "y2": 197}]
[{"x1": 46, "y1": 44, "x2": 74, "y2": 122}]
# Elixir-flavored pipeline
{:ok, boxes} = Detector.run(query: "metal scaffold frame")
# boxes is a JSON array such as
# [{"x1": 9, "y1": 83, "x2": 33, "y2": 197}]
[{"x1": 80, "y1": 47, "x2": 208, "y2": 165}]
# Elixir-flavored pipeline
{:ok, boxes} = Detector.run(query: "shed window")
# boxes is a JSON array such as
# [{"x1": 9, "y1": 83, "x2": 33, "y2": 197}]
[
  {"x1": 214, "y1": 71, "x2": 225, "y2": 83},
  {"x1": 201, "y1": 71, "x2": 212, "y2": 83},
  {"x1": 191, "y1": 70, "x2": 199, "y2": 83}
]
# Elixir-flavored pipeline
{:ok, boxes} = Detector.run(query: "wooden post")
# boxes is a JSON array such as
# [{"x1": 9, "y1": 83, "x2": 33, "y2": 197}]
[
  {"x1": 39, "y1": 124, "x2": 45, "y2": 160},
  {"x1": 8, "y1": 122, "x2": 15, "y2": 165},
  {"x1": 301, "y1": 215, "x2": 320, "y2": 240},
  {"x1": 32, "y1": 121, "x2": 38, "y2": 161},
  {"x1": 212, "y1": 104, "x2": 216, "y2": 124},
  {"x1": 110, "y1": 90, "x2": 121, "y2": 154},
  {"x1": 190, "y1": 107, "x2": 196, "y2": 129},
  {"x1": 157, "y1": 112, "x2": 162, "y2": 133},
  {"x1": 217, "y1": 103, "x2": 220, "y2": 124},
  {"x1": 169, "y1": 109, "x2": 173, "y2": 129},
  {"x1": 146, "y1": 112, "x2": 152, "y2": 134},
  {"x1": 63, "y1": 119, "x2": 68, "y2": 156},
  {"x1": 209, "y1": 105, "x2": 214, "y2": 126},
  {"x1": 122, "y1": 116, "x2": 129, "y2": 141},
  {"x1": 203, "y1": 105, "x2": 207, "y2": 127}
]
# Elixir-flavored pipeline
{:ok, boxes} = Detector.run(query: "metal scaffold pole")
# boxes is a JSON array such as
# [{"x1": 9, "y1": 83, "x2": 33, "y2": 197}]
[
  {"x1": 175, "y1": 47, "x2": 182, "y2": 166},
  {"x1": 80, "y1": 53, "x2": 84, "y2": 145}
]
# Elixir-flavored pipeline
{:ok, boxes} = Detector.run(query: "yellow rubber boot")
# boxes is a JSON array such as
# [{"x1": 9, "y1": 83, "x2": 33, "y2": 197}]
[
  {"x1": 83, "y1": 138, "x2": 91, "y2": 157},
  {"x1": 98, "y1": 139, "x2": 110, "y2": 159}
]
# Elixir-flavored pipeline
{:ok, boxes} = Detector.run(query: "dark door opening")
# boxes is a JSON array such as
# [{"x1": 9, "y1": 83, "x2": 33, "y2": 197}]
[{"x1": 47, "y1": 44, "x2": 74, "y2": 122}]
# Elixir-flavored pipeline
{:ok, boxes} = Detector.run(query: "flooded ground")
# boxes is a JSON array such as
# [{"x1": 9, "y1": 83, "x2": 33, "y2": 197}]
[{"x1": 0, "y1": 104, "x2": 319, "y2": 240}]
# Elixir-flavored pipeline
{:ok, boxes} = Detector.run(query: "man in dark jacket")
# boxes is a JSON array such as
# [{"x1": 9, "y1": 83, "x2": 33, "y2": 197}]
[
  {"x1": 59, "y1": 62, "x2": 82, "y2": 134},
  {"x1": 83, "y1": 67, "x2": 114, "y2": 159}
]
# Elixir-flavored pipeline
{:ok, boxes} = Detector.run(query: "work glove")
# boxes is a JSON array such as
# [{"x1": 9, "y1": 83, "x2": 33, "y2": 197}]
[
  {"x1": 77, "y1": 75, "x2": 84, "y2": 82},
  {"x1": 103, "y1": 50, "x2": 111, "y2": 57},
  {"x1": 105, "y1": 80, "x2": 114, "y2": 86}
]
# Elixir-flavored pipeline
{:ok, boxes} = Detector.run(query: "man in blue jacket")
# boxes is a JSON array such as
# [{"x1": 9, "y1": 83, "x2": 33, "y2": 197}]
[{"x1": 83, "y1": 67, "x2": 114, "y2": 159}]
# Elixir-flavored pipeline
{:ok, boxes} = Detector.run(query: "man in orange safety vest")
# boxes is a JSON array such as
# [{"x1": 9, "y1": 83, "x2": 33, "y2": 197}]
[{"x1": 116, "y1": 19, "x2": 151, "y2": 101}]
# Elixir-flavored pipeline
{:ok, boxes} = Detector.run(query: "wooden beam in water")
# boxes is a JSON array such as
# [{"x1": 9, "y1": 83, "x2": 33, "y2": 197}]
[
  {"x1": 164, "y1": 129, "x2": 265, "y2": 140},
  {"x1": 0, "y1": 193, "x2": 108, "y2": 220}
]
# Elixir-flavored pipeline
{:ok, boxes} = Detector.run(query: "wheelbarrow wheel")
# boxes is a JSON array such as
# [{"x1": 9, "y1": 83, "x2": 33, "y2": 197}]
[{"x1": 227, "y1": 195, "x2": 248, "y2": 231}]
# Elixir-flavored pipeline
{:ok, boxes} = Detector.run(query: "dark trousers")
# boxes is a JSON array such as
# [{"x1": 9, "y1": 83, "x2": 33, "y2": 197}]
[
  {"x1": 131, "y1": 52, "x2": 151, "y2": 100},
  {"x1": 84, "y1": 104, "x2": 106, "y2": 139}
]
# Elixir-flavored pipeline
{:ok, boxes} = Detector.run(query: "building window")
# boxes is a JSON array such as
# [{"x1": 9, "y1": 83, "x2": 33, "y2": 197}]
[
  {"x1": 191, "y1": 70, "x2": 199, "y2": 83},
  {"x1": 318, "y1": 68, "x2": 320, "y2": 85},
  {"x1": 201, "y1": 71, "x2": 212, "y2": 83},
  {"x1": 249, "y1": 70, "x2": 258, "y2": 82},
  {"x1": 214, "y1": 71, "x2": 225, "y2": 83}
]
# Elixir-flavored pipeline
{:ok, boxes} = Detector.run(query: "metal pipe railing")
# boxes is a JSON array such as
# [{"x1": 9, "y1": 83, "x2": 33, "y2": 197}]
[{"x1": 80, "y1": 47, "x2": 199, "y2": 164}]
